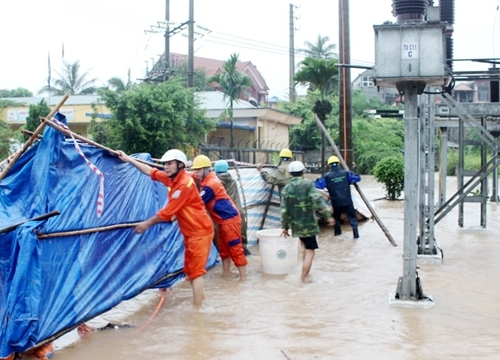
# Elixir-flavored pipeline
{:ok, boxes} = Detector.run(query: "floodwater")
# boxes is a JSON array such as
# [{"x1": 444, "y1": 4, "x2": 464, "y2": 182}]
[{"x1": 48, "y1": 175, "x2": 500, "y2": 359}]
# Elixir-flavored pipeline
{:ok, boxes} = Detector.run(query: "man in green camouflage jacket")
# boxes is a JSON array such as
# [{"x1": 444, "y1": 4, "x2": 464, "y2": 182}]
[
  {"x1": 256, "y1": 148, "x2": 293, "y2": 199},
  {"x1": 280, "y1": 161, "x2": 335, "y2": 282}
]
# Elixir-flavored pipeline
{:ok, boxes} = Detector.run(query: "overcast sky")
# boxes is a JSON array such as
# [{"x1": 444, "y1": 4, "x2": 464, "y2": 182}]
[{"x1": 1, "y1": 0, "x2": 499, "y2": 99}]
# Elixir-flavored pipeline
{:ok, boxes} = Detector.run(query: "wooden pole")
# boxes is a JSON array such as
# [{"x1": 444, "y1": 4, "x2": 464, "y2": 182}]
[
  {"x1": 314, "y1": 113, "x2": 397, "y2": 247},
  {"x1": 230, "y1": 153, "x2": 248, "y2": 224},
  {"x1": 259, "y1": 184, "x2": 275, "y2": 230},
  {"x1": 21, "y1": 129, "x2": 43, "y2": 139},
  {"x1": 41, "y1": 117, "x2": 163, "y2": 169},
  {"x1": 36, "y1": 222, "x2": 141, "y2": 239},
  {"x1": 0, "y1": 94, "x2": 69, "y2": 181},
  {"x1": 0, "y1": 211, "x2": 60, "y2": 235}
]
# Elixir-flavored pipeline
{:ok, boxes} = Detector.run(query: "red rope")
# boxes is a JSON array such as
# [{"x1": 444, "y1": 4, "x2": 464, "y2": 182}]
[{"x1": 137, "y1": 290, "x2": 167, "y2": 332}]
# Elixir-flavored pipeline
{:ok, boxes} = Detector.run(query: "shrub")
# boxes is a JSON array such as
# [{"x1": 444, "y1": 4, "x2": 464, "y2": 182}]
[
  {"x1": 374, "y1": 155, "x2": 404, "y2": 200},
  {"x1": 446, "y1": 150, "x2": 458, "y2": 176}
]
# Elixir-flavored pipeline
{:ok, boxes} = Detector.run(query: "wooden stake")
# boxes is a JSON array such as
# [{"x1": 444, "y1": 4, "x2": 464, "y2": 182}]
[
  {"x1": 0, "y1": 94, "x2": 69, "y2": 181},
  {"x1": 314, "y1": 113, "x2": 397, "y2": 247}
]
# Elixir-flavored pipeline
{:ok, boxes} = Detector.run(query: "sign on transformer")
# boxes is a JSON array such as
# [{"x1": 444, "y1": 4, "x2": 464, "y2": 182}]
[{"x1": 372, "y1": 21, "x2": 450, "y2": 87}]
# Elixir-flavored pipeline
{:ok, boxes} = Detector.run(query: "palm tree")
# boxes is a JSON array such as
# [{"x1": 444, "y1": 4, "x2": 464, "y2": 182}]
[
  {"x1": 209, "y1": 53, "x2": 251, "y2": 148},
  {"x1": 301, "y1": 35, "x2": 337, "y2": 59},
  {"x1": 294, "y1": 56, "x2": 338, "y2": 173},
  {"x1": 294, "y1": 57, "x2": 338, "y2": 97},
  {"x1": 107, "y1": 69, "x2": 132, "y2": 92},
  {"x1": 39, "y1": 60, "x2": 96, "y2": 95}
]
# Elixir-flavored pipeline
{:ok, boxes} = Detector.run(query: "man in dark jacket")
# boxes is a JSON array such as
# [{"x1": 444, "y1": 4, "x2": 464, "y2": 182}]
[{"x1": 322, "y1": 156, "x2": 361, "y2": 238}]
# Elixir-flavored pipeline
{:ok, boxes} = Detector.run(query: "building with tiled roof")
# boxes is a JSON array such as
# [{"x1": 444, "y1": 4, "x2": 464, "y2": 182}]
[{"x1": 169, "y1": 53, "x2": 269, "y2": 105}]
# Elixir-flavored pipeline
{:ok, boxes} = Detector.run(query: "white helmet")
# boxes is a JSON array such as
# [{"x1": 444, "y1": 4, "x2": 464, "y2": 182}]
[
  {"x1": 288, "y1": 161, "x2": 305, "y2": 173},
  {"x1": 159, "y1": 149, "x2": 188, "y2": 165}
]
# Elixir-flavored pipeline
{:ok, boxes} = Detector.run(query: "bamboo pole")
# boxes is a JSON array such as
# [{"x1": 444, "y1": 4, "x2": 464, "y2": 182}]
[
  {"x1": 41, "y1": 117, "x2": 163, "y2": 169},
  {"x1": 230, "y1": 153, "x2": 248, "y2": 224},
  {"x1": 259, "y1": 184, "x2": 275, "y2": 230},
  {"x1": 21, "y1": 129, "x2": 43, "y2": 139},
  {"x1": 0, "y1": 94, "x2": 70, "y2": 181},
  {"x1": 314, "y1": 113, "x2": 397, "y2": 247},
  {"x1": 0, "y1": 211, "x2": 61, "y2": 235},
  {"x1": 36, "y1": 222, "x2": 142, "y2": 239}
]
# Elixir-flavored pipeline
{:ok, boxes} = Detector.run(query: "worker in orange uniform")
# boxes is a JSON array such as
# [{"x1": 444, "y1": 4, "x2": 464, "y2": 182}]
[
  {"x1": 191, "y1": 155, "x2": 247, "y2": 280},
  {"x1": 117, "y1": 149, "x2": 214, "y2": 309}
]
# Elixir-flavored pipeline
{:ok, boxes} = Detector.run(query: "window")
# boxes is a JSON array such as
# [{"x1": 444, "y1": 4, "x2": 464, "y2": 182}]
[
  {"x1": 478, "y1": 85, "x2": 489, "y2": 102},
  {"x1": 361, "y1": 76, "x2": 374, "y2": 87}
]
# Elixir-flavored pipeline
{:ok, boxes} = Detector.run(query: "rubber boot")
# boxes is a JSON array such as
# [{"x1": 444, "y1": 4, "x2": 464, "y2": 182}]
[
  {"x1": 334, "y1": 224, "x2": 342, "y2": 236},
  {"x1": 353, "y1": 228, "x2": 359, "y2": 239}
]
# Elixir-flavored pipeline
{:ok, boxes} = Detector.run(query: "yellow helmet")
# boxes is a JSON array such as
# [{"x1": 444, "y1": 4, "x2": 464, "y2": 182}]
[
  {"x1": 191, "y1": 155, "x2": 212, "y2": 169},
  {"x1": 279, "y1": 148, "x2": 292, "y2": 158},
  {"x1": 327, "y1": 156, "x2": 340, "y2": 165}
]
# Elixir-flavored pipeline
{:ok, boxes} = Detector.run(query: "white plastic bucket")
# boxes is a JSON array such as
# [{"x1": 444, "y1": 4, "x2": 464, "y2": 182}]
[{"x1": 256, "y1": 228, "x2": 298, "y2": 275}]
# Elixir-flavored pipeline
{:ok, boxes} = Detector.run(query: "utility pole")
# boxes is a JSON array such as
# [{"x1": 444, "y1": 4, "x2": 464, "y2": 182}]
[
  {"x1": 338, "y1": 0, "x2": 353, "y2": 169},
  {"x1": 164, "y1": 0, "x2": 170, "y2": 81},
  {"x1": 289, "y1": 4, "x2": 296, "y2": 103},
  {"x1": 187, "y1": 0, "x2": 194, "y2": 87}
]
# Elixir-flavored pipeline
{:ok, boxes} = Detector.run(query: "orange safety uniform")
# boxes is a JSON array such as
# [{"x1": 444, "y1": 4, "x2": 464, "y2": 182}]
[
  {"x1": 198, "y1": 172, "x2": 247, "y2": 266},
  {"x1": 151, "y1": 168, "x2": 214, "y2": 280}
]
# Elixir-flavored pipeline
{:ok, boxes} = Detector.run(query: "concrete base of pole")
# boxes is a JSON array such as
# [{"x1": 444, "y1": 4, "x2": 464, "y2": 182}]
[
  {"x1": 417, "y1": 252, "x2": 443, "y2": 265},
  {"x1": 388, "y1": 293, "x2": 435, "y2": 308}
]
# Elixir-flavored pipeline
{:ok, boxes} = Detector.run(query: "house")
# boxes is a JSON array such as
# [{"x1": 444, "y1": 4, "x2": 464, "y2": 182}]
[
  {"x1": 197, "y1": 90, "x2": 301, "y2": 148},
  {"x1": 452, "y1": 80, "x2": 490, "y2": 103},
  {"x1": 169, "y1": 53, "x2": 269, "y2": 105},
  {"x1": 352, "y1": 69, "x2": 400, "y2": 105}
]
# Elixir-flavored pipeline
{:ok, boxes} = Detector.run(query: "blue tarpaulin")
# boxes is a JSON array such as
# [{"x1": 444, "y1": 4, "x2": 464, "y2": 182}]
[{"x1": 0, "y1": 114, "x2": 217, "y2": 358}]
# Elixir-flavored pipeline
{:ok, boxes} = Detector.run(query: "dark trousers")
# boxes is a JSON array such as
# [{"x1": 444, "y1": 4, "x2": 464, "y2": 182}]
[{"x1": 333, "y1": 205, "x2": 358, "y2": 236}]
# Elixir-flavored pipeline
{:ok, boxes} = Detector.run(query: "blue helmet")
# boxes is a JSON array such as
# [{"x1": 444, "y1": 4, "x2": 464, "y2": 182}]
[{"x1": 214, "y1": 159, "x2": 229, "y2": 173}]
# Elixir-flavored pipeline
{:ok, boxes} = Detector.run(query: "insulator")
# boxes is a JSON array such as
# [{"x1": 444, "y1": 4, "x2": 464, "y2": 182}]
[{"x1": 392, "y1": 0, "x2": 429, "y2": 22}]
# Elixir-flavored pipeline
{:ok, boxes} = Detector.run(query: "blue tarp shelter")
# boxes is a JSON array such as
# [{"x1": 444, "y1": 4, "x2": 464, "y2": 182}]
[{"x1": 0, "y1": 114, "x2": 217, "y2": 358}]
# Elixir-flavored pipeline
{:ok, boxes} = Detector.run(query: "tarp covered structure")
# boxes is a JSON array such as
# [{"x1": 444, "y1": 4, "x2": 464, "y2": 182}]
[{"x1": 0, "y1": 115, "x2": 217, "y2": 358}]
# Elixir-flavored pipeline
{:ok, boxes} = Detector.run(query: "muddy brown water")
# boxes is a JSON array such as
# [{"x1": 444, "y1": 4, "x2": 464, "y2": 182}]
[{"x1": 48, "y1": 175, "x2": 500, "y2": 359}]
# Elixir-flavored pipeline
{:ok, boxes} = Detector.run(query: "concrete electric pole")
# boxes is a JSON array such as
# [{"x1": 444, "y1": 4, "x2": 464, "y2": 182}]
[{"x1": 289, "y1": 4, "x2": 296, "y2": 103}]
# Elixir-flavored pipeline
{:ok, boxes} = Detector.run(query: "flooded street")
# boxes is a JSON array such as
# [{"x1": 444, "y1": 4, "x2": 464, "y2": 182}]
[{"x1": 51, "y1": 175, "x2": 500, "y2": 359}]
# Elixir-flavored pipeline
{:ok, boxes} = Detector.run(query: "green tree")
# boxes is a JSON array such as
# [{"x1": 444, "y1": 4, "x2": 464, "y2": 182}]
[
  {"x1": 25, "y1": 99, "x2": 51, "y2": 135},
  {"x1": 38, "y1": 60, "x2": 96, "y2": 95},
  {"x1": 301, "y1": 34, "x2": 337, "y2": 59},
  {"x1": 0, "y1": 121, "x2": 13, "y2": 160},
  {"x1": 171, "y1": 62, "x2": 212, "y2": 91},
  {"x1": 294, "y1": 56, "x2": 338, "y2": 171},
  {"x1": 0, "y1": 88, "x2": 33, "y2": 98},
  {"x1": 374, "y1": 155, "x2": 405, "y2": 200},
  {"x1": 93, "y1": 78, "x2": 215, "y2": 158},
  {"x1": 353, "y1": 118, "x2": 404, "y2": 174},
  {"x1": 278, "y1": 91, "x2": 339, "y2": 150},
  {"x1": 351, "y1": 90, "x2": 391, "y2": 117},
  {"x1": 209, "y1": 53, "x2": 251, "y2": 148}
]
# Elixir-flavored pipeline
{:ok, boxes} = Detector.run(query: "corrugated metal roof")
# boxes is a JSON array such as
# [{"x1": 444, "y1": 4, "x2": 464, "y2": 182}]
[{"x1": 1, "y1": 95, "x2": 102, "y2": 106}]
